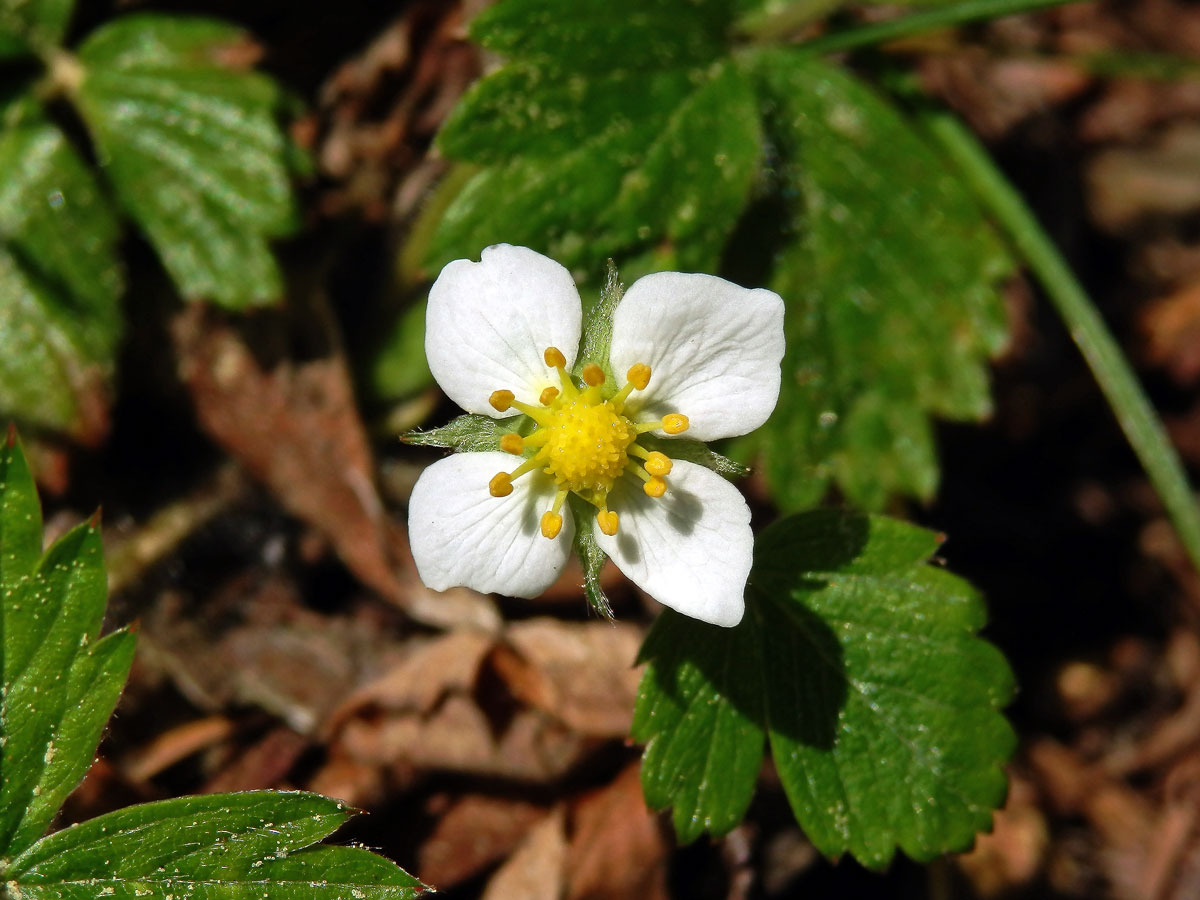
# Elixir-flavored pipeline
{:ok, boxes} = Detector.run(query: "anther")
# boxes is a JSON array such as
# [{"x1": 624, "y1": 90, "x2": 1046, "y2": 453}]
[
  {"x1": 663, "y1": 413, "x2": 689, "y2": 435},
  {"x1": 582, "y1": 364, "x2": 606, "y2": 387},
  {"x1": 544, "y1": 346, "x2": 567, "y2": 369},
  {"x1": 540, "y1": 511, "x2": 563, "y2": 539},
  {"x1": 643, "y1": 476, "x2": 667, "y2": 498},
  {"x1": 627, "y1": 363, "x2": 651, "y2": 391},
  {"x1": 499, "y1": 433, "x2": 524, "y2": 455},
  {"x1": 489, "y1": 390, "x2": 514, "y2": 412},
  {"x1": 596, "y1": 510, "x2": 619, "y2": 536},
  {"x1": 539, "y1": 386, "x2": 560, "y2": 405},
  {"x1": 489, "y1": 473, "x2": 513, "y2": 497},
  {"x1": 644, "y1": 451, "x2": 672, "y2": 476}
]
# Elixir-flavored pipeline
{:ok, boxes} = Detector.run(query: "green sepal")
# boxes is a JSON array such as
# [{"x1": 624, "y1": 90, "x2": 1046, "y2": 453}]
[
  {"x1": 639, "y1": 434, "x2": 748, "y2": 479},
  {"x1": 402, "y1": 413, "x2": 517, "y2": 453},
  {"x1": 569, "y1": 494, "x2": 613, "y2": 620},
  {"x1": 576, "y1": 259, "x2": 622, "y2": 383}
]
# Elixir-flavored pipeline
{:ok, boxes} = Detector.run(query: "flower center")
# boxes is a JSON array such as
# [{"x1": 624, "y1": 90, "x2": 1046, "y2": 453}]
[
  {"x1": 541, "y1": 397, "x2": 635, "y2": 493},
  {"x1": 486, "y1": 348, "x2": 689, "y2": 540}
]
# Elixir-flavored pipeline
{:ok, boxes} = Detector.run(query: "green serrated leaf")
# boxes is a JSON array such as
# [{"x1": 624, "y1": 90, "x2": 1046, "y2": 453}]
[
  {"x1": 633, "y1": 610, "x2": 763, "y2": 843},
  {"x1": 737, "y1": 51, "x2": 1011, "y2": 511},
  {"x1": 438, "y1": 63, "x2": 699, "y2": 166},
  {"x1": 635, "y1": 509, "x2": 1015, "y2": 868},
  {"x1": 0, "y1": 0, "x2": 74, "y2": 58},
  {"x1": 6, "y1": 792, "x2": 430, "y2": 899},
  {"x1": 754, "y1": 511, "x2": 1015, "y2": 866},
  {"x1": 0, "y1": 429, "x2": 41, "y2": 584},
  {"x1": 429, "y1": 22, "x2": 761, "y2": 277},
  {"x1": 430, "y1": 115, "x2": 660, "y2": 276},
  {"x1": 469, "y1": 0, "x2": 732, "y2": 72},
  {"x1": 8, "y1": 792, "x2": 350, "y2": 880},
  {"x1": 248, "y1": 846, "x2": 428, "y2": 899},
  {"x1": 73, "y1": 14, "x2": 298, "y2": 308},
  {"x1": 0, "y1": 117, "x2": 123, "y2": 435},
  {"x1": 600, "y1": 59, "x2": 762, "y2": 271},
  {"x1": 0, "y1": 438, "x2": 135, "y2": 859}
]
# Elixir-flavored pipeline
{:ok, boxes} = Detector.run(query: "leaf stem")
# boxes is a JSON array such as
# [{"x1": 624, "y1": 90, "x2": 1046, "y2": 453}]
[
  {"x1": 781, "y1": 0, "x2": 1080, "y2": 55},
  {"x1": 924, "y1": 109, "x2": 1200, "y2": 575}
]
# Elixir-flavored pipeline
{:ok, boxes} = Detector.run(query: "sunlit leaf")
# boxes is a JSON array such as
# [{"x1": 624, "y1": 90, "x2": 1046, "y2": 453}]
[
  {"x1": 428, "y1": 2, "x2": 761, "y2": 279},
  {"x1": 0, "y1": 437, "x2": 134, "y2": 858},
  {"x1": 0, "y1": 0, "x2": 74, "y2": 58},
  {"x1": 636, "y1": 509, "x2": 1015, "y2": 867},
  {"x1": 74, "y1": 14, "x2": 299, "y2": 308},
  {"x1": 0, "y1": 117, "x2": 123, "y2": 435},
  {"x1": 739, "y1": 51, "x2": 1012, "y2": 510},
  {"x1": 6, "y1": 792, "x2": 430, "y2": 899}
]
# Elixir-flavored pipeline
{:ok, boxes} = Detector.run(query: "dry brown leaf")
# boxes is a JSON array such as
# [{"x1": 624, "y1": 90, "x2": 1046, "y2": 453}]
[
  {"x1": 499, "y1": 618, "x2": 644, "y2": 738},
  {"x1": 566, "y1": 762, "x2": 668, "y2": 900},
  {"x1": 135, "y1": 572, "x2": 395, "y2": 737},
  {"x1": 201, "y1": 727, "x2": 309, "y2": 794},
  {"x1": 361, "y1": 696, "x2": 590, "y2": 781},
  {"x1": 1086, "y1": 124, "x2": 1200, "y2": 233},
  {"x1": 481, "y1": 807, "x2": 568, "y2": 900},
  {"x1": 418, "y1": 794, "x2": 551, "y2": 890},
  {"x1": 306, "y1": 752, "x2": 386, "y2": 809},
  {"x1": 330, "y1": 629, "x2": 496, "y2": 727},
  {"x1": 1143, "y1": 281, "x2": 1200, "y2": 386},
  {"x1": 172, "y1": 302, "x2": 405, "y2": 607},
  {"x1": 121, "y1": 715, "x2": 236, "y2": 783}
]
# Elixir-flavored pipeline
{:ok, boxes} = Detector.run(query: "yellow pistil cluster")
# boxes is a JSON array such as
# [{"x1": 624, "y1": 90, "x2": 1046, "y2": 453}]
[{"x1": 487, "y1": 347, "x2": 689, "y2": 539}]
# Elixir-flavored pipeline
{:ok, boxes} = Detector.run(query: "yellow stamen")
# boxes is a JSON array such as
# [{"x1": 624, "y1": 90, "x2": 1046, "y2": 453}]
[
  {"x1": 597, "y1": 509, "x2": 619, "y2": 536},
  {"x1": 484, "y1": 345, "x2": 691, "y2": 531},
  {"x1": 556, "y1": 366, "x2": 579, "y2": 399},
  {"x1": 510, "y1": 399, "x2": 552, "y2": 424},
  {"x1": 524, "y1": 429, "x2": 551, "y2": 448},
  {"x1": 627, "y1": 363, "x2": 651, "y2": 391},
  {"x1": 626, "y1": 461, "x2": 650, "y2": 482},
  {"x1": 540, "y1": 511, "x2": 563, "y2": 539},
  {"x1": 635, "y1": 414, "x2": 690, "y2": 435},
  {"x1": 644, "y1": 451, "x2": 672, "y2": 476},
  {"x1": 508, "y1": 454, "x2": 545, "y2": 481},
  {"x1": 582, "y1": 364, "x2": 606, "y2": 387},
  {"x1": 663, "y1": 414, "x2": 689, "y2": 435},
  {"x1": 489, "y1": 390, "x2": 514, "y2": 412},
  {"x1": 489, "y1": 472, "x2": 513, "y2": 497},
  {"x1": 612, "y1": 361, "x2": 652, "y2": 407}
]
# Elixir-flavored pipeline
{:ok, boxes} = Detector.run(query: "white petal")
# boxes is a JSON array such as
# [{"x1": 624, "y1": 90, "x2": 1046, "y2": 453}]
[
  {"x1": 426, "y1": 244, "x2": 582, "y2": 416},
  {"x1": 408, "y1": 451, "x2": 574, "y2": 598},
  {"x1": 595, "y1": 461, "x2": 751, "y2": 627},
  {"x1": 609, "y1": 272, "x2": 785, "y2": 441}
]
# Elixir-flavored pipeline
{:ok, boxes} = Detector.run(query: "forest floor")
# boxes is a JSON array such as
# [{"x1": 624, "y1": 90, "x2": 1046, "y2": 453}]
[{"x1": 38, "y1": 0, "x2": 1200, "y2": 897}]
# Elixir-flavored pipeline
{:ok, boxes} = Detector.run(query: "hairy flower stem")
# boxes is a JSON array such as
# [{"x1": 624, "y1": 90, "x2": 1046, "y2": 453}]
[{"x1": 924, "y1": 108, "x2": 1200, "y2": 576}]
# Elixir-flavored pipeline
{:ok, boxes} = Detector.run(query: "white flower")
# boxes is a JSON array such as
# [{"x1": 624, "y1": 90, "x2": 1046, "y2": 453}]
[{"x1": 408, "y1": 244, "x2": 785, "y2": 627}]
